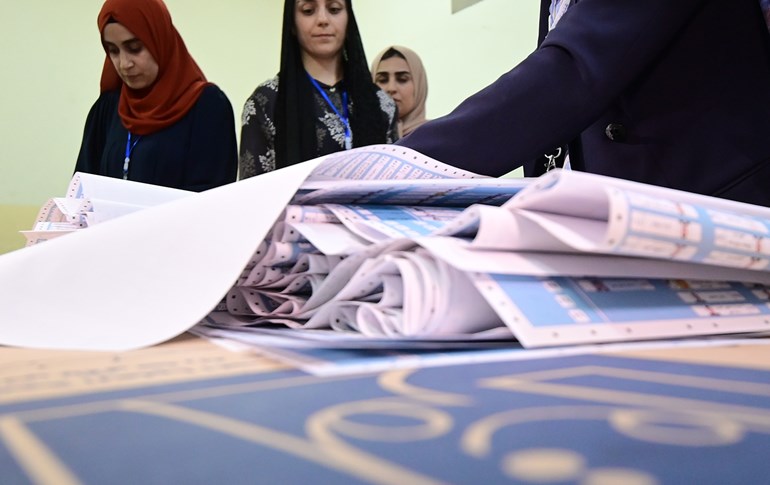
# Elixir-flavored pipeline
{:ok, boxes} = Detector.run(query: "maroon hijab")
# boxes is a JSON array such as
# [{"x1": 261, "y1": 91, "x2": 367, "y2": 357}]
[{"x1": 98, "y1": 0, "x2": 208, "y2": 135}]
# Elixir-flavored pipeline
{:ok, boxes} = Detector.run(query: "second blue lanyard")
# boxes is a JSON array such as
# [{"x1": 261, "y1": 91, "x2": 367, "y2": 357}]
[{"x1": 307, "y1": 74, "x2": 352, "y2": 150}]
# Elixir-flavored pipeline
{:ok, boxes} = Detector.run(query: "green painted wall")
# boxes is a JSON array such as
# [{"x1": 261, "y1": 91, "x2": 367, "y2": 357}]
[
  {"x1": 0, "y1": 206, "x2": 40, "y2": 254},
  {"x1": 0, "y1": 0, "x2": 537, "y2": 253}
]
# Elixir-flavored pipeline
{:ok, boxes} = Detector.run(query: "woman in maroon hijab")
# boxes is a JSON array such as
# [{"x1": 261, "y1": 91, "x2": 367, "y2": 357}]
[{"x1": 75, "y1": 0, "x2": 237, "y2": 191}]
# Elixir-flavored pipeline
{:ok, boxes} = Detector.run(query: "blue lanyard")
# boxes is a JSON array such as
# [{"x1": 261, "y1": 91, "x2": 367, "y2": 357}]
[
  {"x1": 307, "y1": 73, "x2": 352, "y2": 150},
  {"x1": 123, "y1": 132, "x2": 141, "y2": 180}
]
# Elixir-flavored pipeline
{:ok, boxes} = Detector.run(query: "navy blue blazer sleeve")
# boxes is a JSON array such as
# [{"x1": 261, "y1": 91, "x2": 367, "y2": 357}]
[{"x1": 398, "y1": 0, "x2": 708, "y2": 176}]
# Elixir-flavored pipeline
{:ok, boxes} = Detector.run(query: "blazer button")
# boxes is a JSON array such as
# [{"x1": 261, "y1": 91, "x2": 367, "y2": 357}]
[{"x1": 605, "y1": 123, "x2": 627, "y2": 142}]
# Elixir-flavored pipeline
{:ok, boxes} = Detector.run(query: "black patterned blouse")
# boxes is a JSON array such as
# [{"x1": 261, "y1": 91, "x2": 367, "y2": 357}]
[{"x1": 239, "y1": 75, "x2": 398, "y2": 179}]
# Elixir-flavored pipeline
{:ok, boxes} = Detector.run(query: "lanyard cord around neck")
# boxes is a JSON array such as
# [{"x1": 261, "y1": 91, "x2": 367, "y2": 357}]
[
  {"x1": 307, "y1": 73, "x2": 352, "y2": 150},
  {"x1": 123, "y1": 132, "x2": 141, "y2": 180}
]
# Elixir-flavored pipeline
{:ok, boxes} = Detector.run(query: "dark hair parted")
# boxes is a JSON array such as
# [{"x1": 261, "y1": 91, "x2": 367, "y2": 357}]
[{"x1": 274, "y1": 0, "x2": 390, "y2": 168}]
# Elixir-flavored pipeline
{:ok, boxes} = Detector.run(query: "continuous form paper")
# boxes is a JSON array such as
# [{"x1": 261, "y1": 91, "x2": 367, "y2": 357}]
[
  {"x1": 0, "y1": 161, "x2": 329, "y2": 350},
  {"x1": 0, "y1": 146, "x2": 483, "y2": 350},
  {"x1": 192, "y1": 324, "x2": 770, "y2": 377},
  {"x1": 5, "y1": 145, "x2": 770, "y2": 351},
  {"x1": 21, "y1": 172, "x2": 193, "y2": 246},
  {"x1": 220, "y1": 162, "x2": 770, "y2": 346}
]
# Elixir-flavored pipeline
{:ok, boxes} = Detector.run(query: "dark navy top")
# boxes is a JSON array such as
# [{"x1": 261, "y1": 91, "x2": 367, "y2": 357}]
[
  {"x1": 399, "y1": 0, "x2": 770, "y2": 206},
  {"x1": 75, "y1": 84, "x2": 237, "y2": 192}
]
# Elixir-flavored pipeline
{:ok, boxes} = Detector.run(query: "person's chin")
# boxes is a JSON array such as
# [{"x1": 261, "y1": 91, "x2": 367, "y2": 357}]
[
  {"x1": 313, "y1": 40, "x2": 342, "y2": 51},
  {"x1": 123, "y1": 78, "x2": 149, "y2": 90}
]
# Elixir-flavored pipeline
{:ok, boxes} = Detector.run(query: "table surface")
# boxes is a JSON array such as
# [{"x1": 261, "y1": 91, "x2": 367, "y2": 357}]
[{"x1": 2, "y1": 334, "x2": 769, "y2": 484}]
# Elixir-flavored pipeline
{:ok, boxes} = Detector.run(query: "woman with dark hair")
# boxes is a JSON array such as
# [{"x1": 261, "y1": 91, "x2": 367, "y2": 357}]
[
  {"x1": 372, "y1": 46, "x2": 429, "y2": 137},
  {"x1": 239, "y1": 0, "x2": 398, "y2": 179},
  {"x1": 75, "y1": 0, "x2": 237, "y2": 192}
]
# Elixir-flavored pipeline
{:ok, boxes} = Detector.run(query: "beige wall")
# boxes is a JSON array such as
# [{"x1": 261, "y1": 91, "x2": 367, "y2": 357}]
[{"x1": 0, "y1": 0, "x2": 538, "y2": 253}]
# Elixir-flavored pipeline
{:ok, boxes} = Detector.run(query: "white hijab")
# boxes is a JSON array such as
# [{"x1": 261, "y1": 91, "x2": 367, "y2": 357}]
[{"x1": 371, "y1": 46, "x2": 429, "y2": 137}]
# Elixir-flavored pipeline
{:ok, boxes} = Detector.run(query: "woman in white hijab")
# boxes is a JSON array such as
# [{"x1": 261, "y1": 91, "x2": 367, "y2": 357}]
[{"x1": 371, "y1": 46, "x2": 428, "y2": 137}]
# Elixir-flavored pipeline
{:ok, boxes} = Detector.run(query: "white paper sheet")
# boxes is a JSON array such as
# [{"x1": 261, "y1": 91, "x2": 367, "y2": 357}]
[
  {"x1": 0, "y1": 160, "x2": 322, "y2": 350},
  {"x1": 1, "y1": 145, "x2": 478, "y2": 351}
]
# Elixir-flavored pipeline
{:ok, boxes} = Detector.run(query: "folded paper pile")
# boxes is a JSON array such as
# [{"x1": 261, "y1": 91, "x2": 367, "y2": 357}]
[{"x1": 6, "y1": 145, "x2": 770, "y2": 351}]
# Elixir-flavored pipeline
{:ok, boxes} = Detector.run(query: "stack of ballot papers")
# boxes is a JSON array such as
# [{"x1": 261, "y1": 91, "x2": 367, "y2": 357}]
[
  {"x1": 22, "y1": 172, "x2": 191, "y2": 245},
  {"x1": 4, "y1": 145, "x2": 770, "y2": 351}
]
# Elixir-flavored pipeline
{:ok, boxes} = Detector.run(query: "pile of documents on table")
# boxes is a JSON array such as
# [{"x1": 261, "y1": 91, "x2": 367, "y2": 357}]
[
  {"x1": 202, "y1": 146, "x2": 770, "y2": 348},
  {"x1": 8, "y1": 145, "x2": 770, "y2": 352}
]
